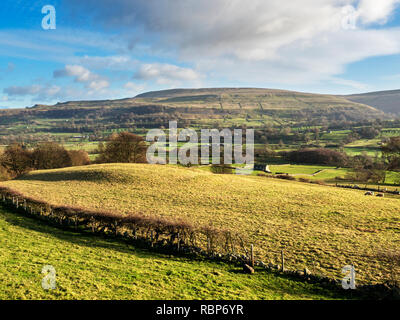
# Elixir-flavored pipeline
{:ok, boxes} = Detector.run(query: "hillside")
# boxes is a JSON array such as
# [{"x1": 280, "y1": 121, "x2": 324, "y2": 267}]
[
  {"x1": 0, "y1": 87, "x2": 386, "y2": 145},
  {"x1": 1, "y1": 207, "x2": 346, "y2": 299},
  {"x1": 345, "y1": 89, "x2": 400, "y2": 115},
  {"x1": 2, "y1": 163, "x2": 399, "y2": 285}
]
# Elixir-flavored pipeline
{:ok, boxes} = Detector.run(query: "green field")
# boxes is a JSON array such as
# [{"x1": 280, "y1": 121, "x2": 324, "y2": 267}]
[
  {"x1": 2, "y1": 163, "x2": 399, "y2": 285},
  {"x1": 0, "y1": 206, "x2": 348, "y2": 300}
]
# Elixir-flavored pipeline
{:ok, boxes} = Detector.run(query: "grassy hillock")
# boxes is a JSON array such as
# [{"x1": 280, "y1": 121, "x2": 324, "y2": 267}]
[
  {"x1": 0, "y1": 207, "x2": 347, "y2": 299},
  {"x1": 2, "y1": 164, "x2": 399, "y2": 285}
]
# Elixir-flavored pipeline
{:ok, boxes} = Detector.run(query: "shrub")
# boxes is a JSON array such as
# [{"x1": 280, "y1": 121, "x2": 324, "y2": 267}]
[
  {"x1": 210, "y1": 164, "x2": 234, "y2": 174},
  {"x1": 68, "y1": 150, "x2": 91, "y2": 166},
  {"x1": 0, "y1": 165, "x2": 13, "y2": 181},
  {"x1": 276, "y1": 174, "x2": 296, "y2": 180}
]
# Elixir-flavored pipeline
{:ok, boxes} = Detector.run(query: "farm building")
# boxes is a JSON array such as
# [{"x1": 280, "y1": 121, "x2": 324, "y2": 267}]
[{"x1": 253, "y1": 164, "x2": 271, "y2": 173}]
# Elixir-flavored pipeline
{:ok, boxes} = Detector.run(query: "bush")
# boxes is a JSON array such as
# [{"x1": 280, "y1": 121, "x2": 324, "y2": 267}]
[
  {"x1": 275, "y1": 174, "x2": 296, "y2": 181},
  {"x1": 31, "y1": 142, "x2": 72, "y2": 170},
  {"x1": 0, "y1": 165, "x2": 13, "y2": 181},
  {"x1": 210, "y1": 164, "x2": 234, "y2": 174},
  {"x1": 68, "y1": 150, "x2": 91, "y2": 166}
]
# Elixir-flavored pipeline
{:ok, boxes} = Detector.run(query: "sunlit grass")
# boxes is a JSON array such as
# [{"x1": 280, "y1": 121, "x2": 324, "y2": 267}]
[{"x1": 2, "y1": 163, "x2": 399, "y2": 284}]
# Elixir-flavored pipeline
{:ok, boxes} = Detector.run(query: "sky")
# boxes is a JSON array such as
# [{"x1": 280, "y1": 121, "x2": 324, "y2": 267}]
[{"x1": 1, "y1": 0, "x2": 400, "y2": 108}]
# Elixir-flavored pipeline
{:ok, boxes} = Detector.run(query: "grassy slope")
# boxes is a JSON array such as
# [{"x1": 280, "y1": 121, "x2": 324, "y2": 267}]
[
  {"x1": 345, "y1": 90, "x2": 400, "y2": 115},
  {"x1": 0, "y1": 207, "x2": 345, "y2": 300},
  {"x1": 2, "y1": 164, "x2": 399, "y2": 284}
]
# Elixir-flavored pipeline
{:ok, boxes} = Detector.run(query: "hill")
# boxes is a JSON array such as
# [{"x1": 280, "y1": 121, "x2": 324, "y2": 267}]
[
  {"x1": 345, "y1": 89, "x2": 400, "y2": 115},
  {"x1": 1, "y1": 206, "x2": 346, "y2": 299},
  {"x1": 2, "y1": 163, "x2": 399, "y2": 285},
  {"x1": 0, "y1": 87, "x2": 385, "y2": 144}
]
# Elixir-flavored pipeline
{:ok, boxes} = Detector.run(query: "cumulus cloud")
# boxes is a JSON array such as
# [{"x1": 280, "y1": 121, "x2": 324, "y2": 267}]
[
  {"x1": 4, "y1": 84, "x2": 42, "y2": 96},
  {"x1": 53, "y1": 65, "x2": 110, "y2": 91},
  {"x1": 54, "y1": 65, "x2": 93, "y2": 82},
  {"x1": 134, "y1": 63, "x2": 201, "y2": 85},
  {"x1": 79, "y1": 55, "x2": 135, "y2": 71},
  {"x1": 357, "y1": 0, "x2": 400, "y2": 24},
  {"x1": 124, "y1": 81, "x2": 145, "y2": 93},
  {"x1": 65, "y1": 0, "x2": 400, "y2": 89},
  {"x1": 3, "y1": 84, "x2": 61, "y2": 101}
]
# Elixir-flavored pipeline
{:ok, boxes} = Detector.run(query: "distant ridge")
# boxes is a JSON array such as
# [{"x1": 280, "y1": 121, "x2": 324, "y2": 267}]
[
  {"x1": 9, "y1": 87, "x2": 383, "y2": 124},
  {"x1": 135, "y1": 87, "x2": 320, "y2": 99},
  {"x1": 344, "y1": 89, "x2": 400, "y2": 115}
]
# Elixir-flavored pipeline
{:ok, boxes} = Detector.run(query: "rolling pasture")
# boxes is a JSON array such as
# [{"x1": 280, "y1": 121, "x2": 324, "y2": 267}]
[
  {"x1": 2, "y1": 164, "x2": 399, "y2": 285},
  {"x1": 0, "y1": 207, "x2": 345, "y2": 300}
]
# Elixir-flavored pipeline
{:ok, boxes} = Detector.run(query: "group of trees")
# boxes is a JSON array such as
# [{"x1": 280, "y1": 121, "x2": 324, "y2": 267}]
[
  {"x1": 382, "y1": 136, "x2": 400, "y2": 171},
  {"x1": 0, "y1": 142, "x2": 91, "y2": 179},
  {"x1": 282, "y1": 148, "x2": 348, "y2": 166},
  {"x1": 346, "y1": 153, "x2": 387, "y2": 185},
  {"x1": 96, "y1": 132, "x2": 147, "y2": 163},
  {"x1": 0, "y1": 132, "x2": 148, "y2": 180}
]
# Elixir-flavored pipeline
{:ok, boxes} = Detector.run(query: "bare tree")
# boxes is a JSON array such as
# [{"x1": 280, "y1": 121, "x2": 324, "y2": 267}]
[{"x1": 97, "y1": 132, "x2": 147, "y2": 163}]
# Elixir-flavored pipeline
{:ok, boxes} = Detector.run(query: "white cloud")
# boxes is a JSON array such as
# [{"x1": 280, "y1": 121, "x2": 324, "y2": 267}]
[
  {"x1": 357, "y1": 0, "x2": 400, "y2": 24},
  {"x1": 54, "y1": 65, "x2": 110, "y2": 91},
  {"x1": 4, "y1": 84, "x2": 42, "y2": 96},
  {"x1": 79, "y1": 55, "x2": 136, "y2": 71},
  {"x1": 54, "y1": 65, "x2": 93, "y2": 82},
  {"x1": 3, "y1": 84, "x2": 61, "y2": 101},
  {"x1": 124, "y1": 82, "x2": 145, "y2": 93},
  {"x1": 67, "y1": 0, "x2": 400, "y2": 89},
  {"x1": 87, "y1": 79, "x2": 110, "y2": 91},
  {"x1": 134, "y1": 63, "x2": 201, "y2": 85}
]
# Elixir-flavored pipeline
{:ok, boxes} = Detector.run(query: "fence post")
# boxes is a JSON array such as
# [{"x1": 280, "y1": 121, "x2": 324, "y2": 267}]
[
  {"x1": 177, "y1": 232, "x2": 180, "y2": 251},
  {"x1": 281, "y1": 250, "x2": 285, "y2": 272},
  {"x1": 250, "y1": 244, "x2": 255, "y2": 268},
  {"x1": 23, "y1": 199, "x2": 27, "y2": 211}
]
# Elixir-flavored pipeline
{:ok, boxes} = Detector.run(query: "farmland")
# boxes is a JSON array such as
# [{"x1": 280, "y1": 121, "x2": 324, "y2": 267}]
[
  {"x1": 2, "y1": 163, "x2": 399, "y2": 285},
  {"x1": 0, "y1": 206, "x2": 351, "y2": 300}
]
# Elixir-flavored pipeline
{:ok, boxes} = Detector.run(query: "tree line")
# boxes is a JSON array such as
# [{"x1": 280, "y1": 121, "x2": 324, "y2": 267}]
[{"x1": 0, "y1": 132, "x2": 148, "y2": 180}]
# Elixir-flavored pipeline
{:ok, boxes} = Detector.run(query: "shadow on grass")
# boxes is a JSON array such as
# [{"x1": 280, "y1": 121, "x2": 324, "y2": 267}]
[{"x1": 16, "y1": 169, "x2": 132, "y2": 183}]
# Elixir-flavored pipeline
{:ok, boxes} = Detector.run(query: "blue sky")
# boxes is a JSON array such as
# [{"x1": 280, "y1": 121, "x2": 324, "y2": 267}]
[{"x1": 2, "y1": 0, "x2": 400, "y2": 108}]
